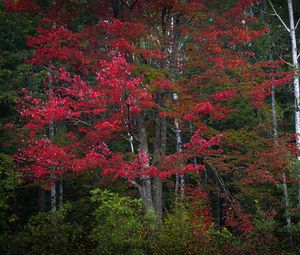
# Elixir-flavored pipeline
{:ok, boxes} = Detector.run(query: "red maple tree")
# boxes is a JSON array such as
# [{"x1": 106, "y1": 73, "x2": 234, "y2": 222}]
[{"x1": 12, "y1": 0, "x2": 291, "y2": 233}]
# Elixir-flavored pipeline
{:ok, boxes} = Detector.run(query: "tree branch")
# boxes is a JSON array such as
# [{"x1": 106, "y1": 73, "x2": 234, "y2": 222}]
[
  {"x1": 273, "y1": 44, "x2": 295, "y2": 67},
  {"x1": 207, "y1": 163, "x2": 235, "y2": 205},
  {"x1": 129, "y1": 180, "x2": 140, "y2": 189},
  {"x1": 70, "y1": 117, "x2": 94, "y2": 128},
  {"x1": 129, "y1": 180, "x2": 145, "y2": 198},
  {"x1": 268, "y1": 0, "x2": 290, "y2": 33},
  {"x1": 119, "y1": 0, "x2": 137, "y2": 9},
  {"x1": 296, "y1": 17, "x2": 300, "y2": 30}
]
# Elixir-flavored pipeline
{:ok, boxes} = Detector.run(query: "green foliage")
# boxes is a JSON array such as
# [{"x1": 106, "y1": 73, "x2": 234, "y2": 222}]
[
  {"x1": 0, "y1": 153, "x2": 18, "y2": 253},
  {"x1": 8, "y1": 203, "x2": 86, "y2": 255},
  {"x1": 151, "y1": 208, "x2": 204, "y2": 255},
  {"x1": 90, "y1": 189, "x2": 155, "y2": 255},
  {"x1": 226, "y1": 98, "x2": 259, "y2": 129},
  {"x1": 151, "y1": 207, "x2": 243, "y2": 255},
  {"x1": 0, "y1": 6, "x2": 36, "y2": 98},
  {"x1": 208, "y1": 227, "x2": 244, "y2": 255},
  {"x1": 134, "y1": 65, "x2": 166, "y2": 84},
  {"x1": 52, "y1": 126, "x2": 73, "y2": 146},
  {"x1": 0, "y1": 153, "x2": 17, "y2": 211},
  {"x1": 250, "y1": 205, "x2": 279, "y2": 254}
]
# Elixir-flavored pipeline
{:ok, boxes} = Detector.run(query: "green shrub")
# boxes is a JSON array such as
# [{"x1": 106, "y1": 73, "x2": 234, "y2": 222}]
[
  {"x1": 8, "y1": 203, "x2": 86, "y2": 255},
  {"x1": 0, "y1": 153, "x2": 18, "y2": 253},
  {"x1": 89, "y1": 189, "x2": 155, "y2": 255}
]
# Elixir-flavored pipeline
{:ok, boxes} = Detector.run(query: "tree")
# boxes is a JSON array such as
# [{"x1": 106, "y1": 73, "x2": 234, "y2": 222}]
[
  {"x1": 11, "y1": 0, "x2": 290, "y2": 233},
  {"x1": 5, "y1": 0, "x2": 300, "y2": 253},
  {"x1": 268, "y1": 0, "x2": 300, "y2": 205}
]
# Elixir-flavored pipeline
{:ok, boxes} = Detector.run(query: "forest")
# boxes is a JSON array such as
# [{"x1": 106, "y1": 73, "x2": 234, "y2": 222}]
[{"x1": 1, "y1": 0, "x2": 300, "y2": 254}]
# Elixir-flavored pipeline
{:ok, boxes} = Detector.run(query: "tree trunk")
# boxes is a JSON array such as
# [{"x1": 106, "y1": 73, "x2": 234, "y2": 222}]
[
  {"x1": 271, "y1": 81, "x2": 292, "y2": 242},
  {"x1": 266, "y1": 1, "x2": 294, "y2": 245},
  {"x1": 173, "y1": 93, "x2": 184, "y2": 196},
  {"x1": 153, "y1": 106, "x2": 165, "y2": 224},
  {"x1": 49, "y1": 119, "x2": 56, "y2": 213},
  {"x1": 112, "y1": 0, "x2": 124, "y2": 19},
  {"x1": 271, "y1": 84, "x2": 278, "y2": 139},
  {"x1": 59, "y1": 177, "x2": 63, "y2": 206},
  {"x1": 128, "y1": 133, "x2": 134, "y2": 153},
  {"x1": 287, "y1": 0, "x2": 300, "y2": 206},
  {"x1": 283, "y1": 172, "x2": 292, "y2": 244},
  {"x1": 48, "y1": 69, "x2": 56, "y2": 213},
  {"x1": 152, "y1": 177, "x2": 162, "y2": 223},
  {"x1": 38, "y1": 187, "x2": 46, "y2": 212},
  {"x1": 136, "y1": 113, "x2": 154, "y2": 210}
]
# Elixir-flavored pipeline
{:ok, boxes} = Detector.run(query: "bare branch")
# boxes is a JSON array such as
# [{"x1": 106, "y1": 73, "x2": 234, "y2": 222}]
[
  {"x1": 129, "y1": 180, "x2": 144, "y2": 197},
  {"x1": 70, "y1": 117, "x2": 94, "y2": 128},
  {"x1": 119, "y1": 0, "x2": 137, "y2": 9},
  {"x1": 296, "y1": 17, "x2": 300, "y2": 30},
  {"x1": 268, "y1": 0, "x2": 290, "y2": 33},
  {"x1": 207, "y1": 163, "x2": 235, "y2": 205},
  {"x1": 278, "y1": 56, "x2": 294, "y2": 67},
  {"x1": 273, "y1": 45, "x2": 294, "y2": 67},
  {"x1": 129, "y1": 180, "x2": 140, "y2": 189},
  {"x1": 261, "y1": 10, "x2": 277, "y2": 17}
]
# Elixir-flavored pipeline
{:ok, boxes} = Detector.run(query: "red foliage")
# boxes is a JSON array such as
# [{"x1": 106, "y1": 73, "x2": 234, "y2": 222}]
[
  {"x1": 16, "y1": 138, "x2": 72, "y2": 178},
  {"x1": 12, "y1": 1, "x2": 292, "y2": 245},
  {"x1": 225, "y1": 204, "x2": 256, "y2": 236}
]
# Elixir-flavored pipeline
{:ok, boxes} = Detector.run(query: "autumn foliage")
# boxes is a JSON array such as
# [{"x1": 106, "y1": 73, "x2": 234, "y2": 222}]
[{"x1": 2, "y1": 0, "x2": 299, "y2": 254}]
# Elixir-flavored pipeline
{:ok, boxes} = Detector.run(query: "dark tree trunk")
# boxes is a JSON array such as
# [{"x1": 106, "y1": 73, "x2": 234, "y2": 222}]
[
  {"x1": 153, "y1": 110, "x2": 163, "y2": 224},
  {"x1": 59, "y1": 178, "x2": 63, "y2": 206},
  {"x1": 38, "y1": 187, "x2": 46, "y2": 212},
  {"x1": 112, "y1": 0, "x2": 124, "y2": 19},
  {"x1": 153, "y1": 93, "x2": 167, "y2": 224},
  {"x1": 136, "y1": 113, "x2": 154, "y2": 210}
]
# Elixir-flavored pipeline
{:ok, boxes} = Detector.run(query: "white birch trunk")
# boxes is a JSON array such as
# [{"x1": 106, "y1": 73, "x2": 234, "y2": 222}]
[
  {"x1": 173, "y1": 93, "x2": 184, "y2": 196},
  {"x1": 271, "y1": 81, "x2": 292, "y2": 241},
  {"x1": 268, "y1": 0, "x2": 295, "y2": 243},
  {"x1": 283, "y1": 172, "x2": 292, "y2": 243},
  {"x1": 128, "y1": 133, "x2": 134, "y2": 153},
  {"x1": 287, "y1": 0, "x2": 300, "y2": 205},
  {"x1": 271, "y1": 84, "x2": 278, "y2": 139}
]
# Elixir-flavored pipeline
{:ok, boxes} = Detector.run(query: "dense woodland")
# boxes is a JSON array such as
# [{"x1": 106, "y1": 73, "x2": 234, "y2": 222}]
[{"x1": 1, "y1": 0, "x2": 300, "y2": 254}]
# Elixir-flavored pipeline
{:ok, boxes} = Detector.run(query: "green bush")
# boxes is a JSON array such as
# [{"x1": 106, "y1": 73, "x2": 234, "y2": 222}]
[
  {"x1": 150, "y1": 208, "x2": 214, "y2": 255},
  {"x1": 0, "y1": 153, "x2": 18, "y2": 253},
  {"x1": 89, "y1": 189, "x2": 156, "y2": 255},
  {"x1": 8, "y1": 203, "x2": 86, "y2": 255}
]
